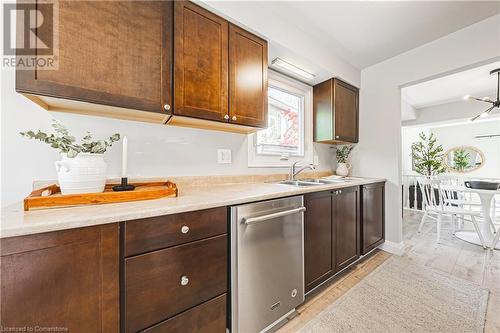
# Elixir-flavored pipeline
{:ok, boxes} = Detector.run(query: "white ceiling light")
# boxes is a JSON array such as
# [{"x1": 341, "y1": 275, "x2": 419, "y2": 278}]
[
  {"x1": 271, "y1": 58, "x2": 315, "y2": 81},
  {"x1": 466, "y1": 68, "x2": 500, "y2": 121}
]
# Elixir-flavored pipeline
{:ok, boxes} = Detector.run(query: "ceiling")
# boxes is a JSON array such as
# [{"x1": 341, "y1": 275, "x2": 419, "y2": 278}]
[
  {"x1": 263, "y1": 1, "x2": 500, "y2": 69},
  {"x1": 402, "y1": 61, "x2": 500, "y2": 109}
]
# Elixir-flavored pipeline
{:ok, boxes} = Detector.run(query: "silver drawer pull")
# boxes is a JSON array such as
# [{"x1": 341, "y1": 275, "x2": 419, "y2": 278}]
[
  {"x1": 180, "y1": 225, "x2": 189, "y2": 234},
  {"x1": 243, "y1": 207, "x2": 306, "y2": 225},
  {"x1": 180, "y1": 275, "x2": 189, "y2": 286}
]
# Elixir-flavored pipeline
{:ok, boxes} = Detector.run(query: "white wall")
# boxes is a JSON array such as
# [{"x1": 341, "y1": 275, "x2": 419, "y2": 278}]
[
  {"x1": 401, "y1": 121, "x2": 500, "y2": 178},
  {"x1": 352, "y1": 14, "x2": 500, "y2": 245},
  {"x1": 432, "y1": 121, "x2": 500, "y2": 178},
  {"x1": 403, "y1": 99, "x2": 497, "y2": 127},
  {"x1": 401, "y1": 100, "x2": 417, "y2": 122}
]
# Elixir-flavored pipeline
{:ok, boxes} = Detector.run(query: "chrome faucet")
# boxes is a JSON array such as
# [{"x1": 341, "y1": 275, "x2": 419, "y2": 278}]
[{"x1": 289, "y1": 161, "x2": 315, "y2": 181}]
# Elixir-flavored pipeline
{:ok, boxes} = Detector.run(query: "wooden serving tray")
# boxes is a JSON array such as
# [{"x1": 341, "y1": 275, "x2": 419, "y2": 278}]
[{"x1": 24, "y1": 181, "x2": 178, "y2": 211}]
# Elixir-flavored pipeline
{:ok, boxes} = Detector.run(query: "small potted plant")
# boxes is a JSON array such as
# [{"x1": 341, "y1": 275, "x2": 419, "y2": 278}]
[
  {"x1": 21, "y1": 120, "x2": 120, "y2": 194},
  {"x1": 336, "y1": 145, "x2": 354, "y2": 177}
]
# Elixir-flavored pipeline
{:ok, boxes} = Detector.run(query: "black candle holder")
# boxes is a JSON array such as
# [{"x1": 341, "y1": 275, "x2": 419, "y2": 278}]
[{"x1": 112, "y1": 177, "x2": 136, "y2": 191}]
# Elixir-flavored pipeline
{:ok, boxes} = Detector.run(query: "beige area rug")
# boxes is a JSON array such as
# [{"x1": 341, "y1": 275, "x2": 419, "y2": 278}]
[{"x1": 298, "y1": 257, "x2": 489, "y2": 333}]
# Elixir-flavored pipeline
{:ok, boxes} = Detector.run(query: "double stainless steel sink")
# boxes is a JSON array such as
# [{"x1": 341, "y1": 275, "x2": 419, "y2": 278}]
[{"x1": 276, "y1": 178, "x2": 352, "y2": 187}]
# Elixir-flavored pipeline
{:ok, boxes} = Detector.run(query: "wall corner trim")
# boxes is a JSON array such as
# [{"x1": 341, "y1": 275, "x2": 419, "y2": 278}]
[{"x1": 378, "y1": 240, "x2": 405, "y2": 256}]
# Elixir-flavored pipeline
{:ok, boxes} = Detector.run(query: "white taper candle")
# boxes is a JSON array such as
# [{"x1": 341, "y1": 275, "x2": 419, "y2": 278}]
[{"x1": 122, "y1": 136, "x2": 128, "y2": 177}]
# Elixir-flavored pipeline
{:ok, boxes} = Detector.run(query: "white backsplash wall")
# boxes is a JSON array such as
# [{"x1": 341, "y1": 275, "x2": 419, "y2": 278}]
[{"x1": 1, "y1": 69, "x2": 334, "y2": 207}]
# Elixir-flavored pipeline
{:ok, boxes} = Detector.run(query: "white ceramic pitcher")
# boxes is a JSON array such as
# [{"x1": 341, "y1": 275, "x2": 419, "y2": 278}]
[
  {"x1": 336, "y1": 162, "x2": 352, "y2": 177},
  {"x1": 55, "y1": 153, "x2": 107, "y2": 194}
]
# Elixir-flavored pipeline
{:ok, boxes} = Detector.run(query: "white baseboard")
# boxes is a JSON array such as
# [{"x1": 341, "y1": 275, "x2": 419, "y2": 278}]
[{"x1": 378, "y1": 240, "x2": 405, "y2": 256}]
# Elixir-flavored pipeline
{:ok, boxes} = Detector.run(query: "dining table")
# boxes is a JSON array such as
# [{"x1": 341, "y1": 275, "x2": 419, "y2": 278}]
[{"x1": 442, "y1": 185, "x2": 500, "y2": 250}]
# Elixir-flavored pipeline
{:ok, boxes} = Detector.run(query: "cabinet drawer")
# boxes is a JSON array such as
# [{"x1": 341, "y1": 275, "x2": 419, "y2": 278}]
[
  {"x1": 123, "y1": 207, "x2": 227, "y2": 256},
  {"x1": 144, "y1": 294, "x2": 227, "y2": 333},
  {"x1": 124, "y1": 235, "x2": 227, "y2": 333}
]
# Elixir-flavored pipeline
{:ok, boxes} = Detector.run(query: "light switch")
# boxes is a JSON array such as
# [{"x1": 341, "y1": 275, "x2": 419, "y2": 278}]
[
  {"x1": 217, "y1": 149, "x2": 232, "y2": 164},
  {"x1": 313, "y1": 155, "x2": 319, "y2": 166}
]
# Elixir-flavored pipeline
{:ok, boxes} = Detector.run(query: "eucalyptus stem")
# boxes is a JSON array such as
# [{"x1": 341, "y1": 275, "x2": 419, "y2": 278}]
[{"x1": 20, "y1": 120, "x2": 121, "y2": 158}]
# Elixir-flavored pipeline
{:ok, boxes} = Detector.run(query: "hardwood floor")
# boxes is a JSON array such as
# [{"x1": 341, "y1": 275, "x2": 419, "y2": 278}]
[{"x1": 277, "y1": 209, "x2": 500, "y2": 333}]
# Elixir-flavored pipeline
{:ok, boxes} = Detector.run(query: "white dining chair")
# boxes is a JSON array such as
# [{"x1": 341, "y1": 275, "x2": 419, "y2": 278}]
[
  {"x1": 417, "y1": 177, "x2": 486, "y2": 247},
  {"x1": 438, "y1": 175, "x2": 481, "y2": 208},
  {"x1": 492, "y1": 196, "x2": 500, "y2": 249}
]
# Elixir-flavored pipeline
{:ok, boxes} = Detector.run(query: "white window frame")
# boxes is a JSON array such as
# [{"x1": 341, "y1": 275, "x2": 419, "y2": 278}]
[{"x1": 248, "y1": 70, "x2": 314, "y2": 168}]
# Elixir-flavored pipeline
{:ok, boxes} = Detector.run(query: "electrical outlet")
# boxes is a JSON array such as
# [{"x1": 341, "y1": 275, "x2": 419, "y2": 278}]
[
  {"x1": 313, "y1": 155, "x2": 319, "y2": 165},
  {"x1": 217, "y1": 149, "x2": 232, "y2": 164}
]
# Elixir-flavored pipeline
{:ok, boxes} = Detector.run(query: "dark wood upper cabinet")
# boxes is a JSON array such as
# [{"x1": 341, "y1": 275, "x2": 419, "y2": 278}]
[
  {"x1": 174, "y1": 1, "x2": 228, "y2": 122},
  {"x1": 16, "y1": 1, "x2": 173, "y2": 122},
  {"x1": 171, "y1": 4, "x2": 268, "y2": 130},
  {"x1": 16, "y1": 0, "x2": 268, "y2": 132},
  {"x1": 361, "y1": 182, "x2": 385, "y2": 255},
  {"x1": 304, "y1": 191, "x2": 334, "y2": 293},
  {"x1": 0, "y1": 224, "x2": 119, "y2": 332},
  {"x1": 313, "y1": 78, "x2": 359, "y2": 144},
  {"x1": 229, "y1": 24, "x2": 268, "y2": 128},
  {"x1": 333, "y1": 186, "x2": 360, "y2": 272}
]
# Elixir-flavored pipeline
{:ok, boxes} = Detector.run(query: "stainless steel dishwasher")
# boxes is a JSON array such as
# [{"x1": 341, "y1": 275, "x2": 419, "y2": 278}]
[{"x1": 230, "y1": 196, "x2": 305, "y2": 333}]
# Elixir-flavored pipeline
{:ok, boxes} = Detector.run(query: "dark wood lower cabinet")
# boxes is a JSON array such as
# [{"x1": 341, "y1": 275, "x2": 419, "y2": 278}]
[
  {"x1": 304, "y1": 190, "x2": 333, "y2": 292},
  {"x1": 0, "y1": 184, "x2": 383, "y2": 332},
  {"x1": 124, "y1": 235, "x2": 227, "y2": 333},
  {"x1": 333, "y1": 187, "x2": 360, "y2": 272},
  {"x1": 143, "y1": 294, "x2": 227, "y2": 333},
  {"x1": 304, "y1": 185, "x2": 365, "y2": 293},
  {"x1": 0, "y1": 224, "x2": 119, "y2": 332},
  {"x1": 123, "y1": 207, "x2": 227, "y2": 257},
  {"x1": 361, "y1": 182, "x2": 385, "y2": 254}
]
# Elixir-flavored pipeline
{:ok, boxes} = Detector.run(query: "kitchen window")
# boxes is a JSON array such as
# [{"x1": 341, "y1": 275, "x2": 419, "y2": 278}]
[{"x1": 248, "y1": 71, "x2": 313, "y2": 167}]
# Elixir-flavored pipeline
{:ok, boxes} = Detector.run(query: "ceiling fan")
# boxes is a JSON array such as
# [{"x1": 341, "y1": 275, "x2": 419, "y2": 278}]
[{"x1": 465, "y1": 68, "x2": 500, "y2": 121}]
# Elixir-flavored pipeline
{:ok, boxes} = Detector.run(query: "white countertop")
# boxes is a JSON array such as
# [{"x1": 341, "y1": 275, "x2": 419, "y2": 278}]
[{"x1": 1, "y1": 177, "x2": 385, "y2": 239}]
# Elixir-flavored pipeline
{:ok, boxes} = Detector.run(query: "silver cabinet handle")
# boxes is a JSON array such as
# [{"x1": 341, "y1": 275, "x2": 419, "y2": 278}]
[
  {"x1": 243, "y1": 207, "x2": 306, "y2": 225},
  {"x1": 164, "y1": 104, "x2": 171, "y2": 111},
  {"x1": 231, "y1": 116, "x2": 237, "y2": 121},
  {"x1": 180, "y1": 275, "x2": 189, "y2": 286},
  {"x1": 181, "y1": 225, "x2": 189, "y2": 234},
  {"x1": 224, "y1": 114, "x2": 229, "y2": 120}
]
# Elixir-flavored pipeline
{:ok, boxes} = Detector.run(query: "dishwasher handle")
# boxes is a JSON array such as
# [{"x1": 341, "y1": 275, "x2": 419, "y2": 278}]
[{"x1": 243, "y1": 207, "x2": 306, "y2": 225}]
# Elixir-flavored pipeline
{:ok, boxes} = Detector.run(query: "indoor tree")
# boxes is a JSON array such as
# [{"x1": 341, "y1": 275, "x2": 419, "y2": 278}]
[
  {"x1": 411, "y1": 132, "x2": 446, "y2": 176},
  {"x1": 452, "y1": 148, "x2": 470, "y2": 171}
]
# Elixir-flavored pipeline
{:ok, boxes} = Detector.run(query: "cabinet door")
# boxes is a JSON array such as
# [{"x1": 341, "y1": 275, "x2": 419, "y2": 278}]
[
  {"x1": 174, "y1": 1, "x2": 228, "y2": 122},
  {"x1": 333, "y1": 186, "x2": 360, "y2": 272},
  {"x1": 0, "y1": 225, "x2": 119, "y2": 332},
  {"x1": 361, "y1": 183, "x2": 385, "y2": 254},
  {"x1": 334, "y1": 79, "x2": 359, "y2": 143},
  {"x1": 229, "y1": 24, "x2": 268, "y2": 128},
  {"x1": 304, "y1": 191, "x2": 333, "y2": 292},
  {"x1": 16, "y1": 1, "x2": 172, "y2": 113}
]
